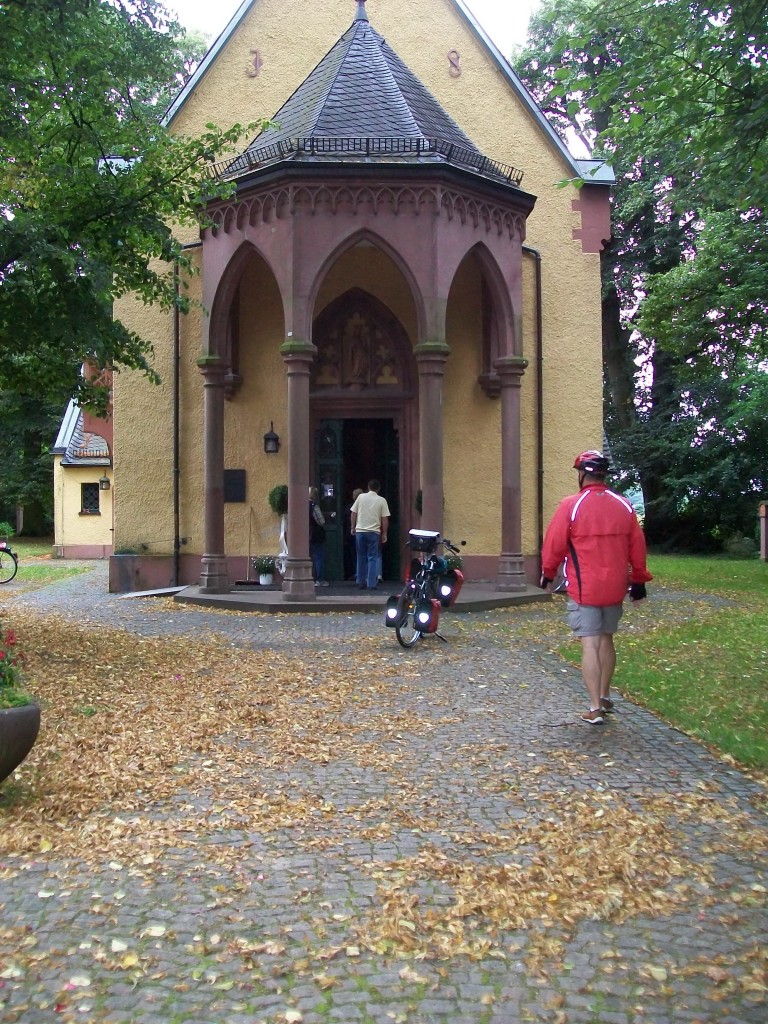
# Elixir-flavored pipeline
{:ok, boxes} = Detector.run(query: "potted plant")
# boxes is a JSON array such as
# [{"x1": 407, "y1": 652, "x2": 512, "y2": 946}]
[
  {"x1": 0, "y1": 626, "x2": 41, "y2": 787},
  {"x1": 267, "y1": 485, "x2": 288, "y2": 574},
  {"x1": 253, "y1": 554, "x2": 277, "y2": 585},
  {"x1": 267, "y1": 485, "x2": 288, "y2": 516}
]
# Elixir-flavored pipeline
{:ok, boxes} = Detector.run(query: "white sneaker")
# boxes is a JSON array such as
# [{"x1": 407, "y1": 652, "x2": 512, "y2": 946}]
[{"x1": 580, "y1": 709, "x2": 604, "y2": 725}]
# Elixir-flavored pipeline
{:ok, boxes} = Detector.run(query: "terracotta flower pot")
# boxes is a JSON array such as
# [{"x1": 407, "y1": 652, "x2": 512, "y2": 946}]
[{"x1": 0, "y1": 703, "x2": 41, "y2": 786}]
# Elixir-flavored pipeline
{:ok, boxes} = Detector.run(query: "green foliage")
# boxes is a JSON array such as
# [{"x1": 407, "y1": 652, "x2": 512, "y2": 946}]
[
  {"x1": 0, "y1": 522, "x2": 15, "y2": 538},
  {"x1": 0, "y1": 390, "x2": 69, "y2": 535},
  {"x1": 576, "y1": 0, "x2": 768, "y2": 212},
  {"x1": 252, "y1": 554, "x2": 276, "y2": 574},
  {"x1": 0, "y1": 0, "x2": 263, "y2": 412},
  {"x1": 515, "y1": 0, "x2": 768, "y2": 551},
  {"x1": 639, "y1": 213, "x2": 768, "y2": 359},
  {"x1": 268, "y1": 485, "x2": 288, "y2": 516}
]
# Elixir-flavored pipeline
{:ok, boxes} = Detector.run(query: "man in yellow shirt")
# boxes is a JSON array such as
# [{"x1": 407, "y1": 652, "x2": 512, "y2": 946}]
[{"x1": 350, "y1": 480, "x2": 390, "y2": 590}]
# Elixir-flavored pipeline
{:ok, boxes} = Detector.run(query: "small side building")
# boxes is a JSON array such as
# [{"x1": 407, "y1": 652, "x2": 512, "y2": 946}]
[{"x1": 52, "y1": 400, "x2": 113, "y2": 559}]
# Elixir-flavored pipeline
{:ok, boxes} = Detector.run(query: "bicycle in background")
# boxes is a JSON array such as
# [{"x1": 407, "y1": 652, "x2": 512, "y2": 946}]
[
  {"x1": 385, "y1": 530, "x2": 465, "y2": 648},
  {"x1": 0, "y1": 541, "x2": 18, "y2": 584}
]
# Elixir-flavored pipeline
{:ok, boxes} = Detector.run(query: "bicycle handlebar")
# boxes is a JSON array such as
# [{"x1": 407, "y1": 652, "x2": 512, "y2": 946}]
[
  {"x1": 404, "y1": 532, "x2": 467, "y2": 555},
  {"x1": 440, "y1": 537, "x2": 466, "y2": 555}
]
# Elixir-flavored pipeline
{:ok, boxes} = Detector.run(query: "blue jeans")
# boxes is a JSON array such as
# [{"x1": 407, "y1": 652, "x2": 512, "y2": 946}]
[
  {"x1": 355, "y1": 531, "x2": 380, "y2": 588},
  {"x1": 309, "y1": 541, "x2": 325, "y2": 582}
]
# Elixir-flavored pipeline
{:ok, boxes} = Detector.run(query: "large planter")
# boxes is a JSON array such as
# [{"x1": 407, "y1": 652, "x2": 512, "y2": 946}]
[{"x1": 0, "y1": 703, "x2": 41, "y2": 786}]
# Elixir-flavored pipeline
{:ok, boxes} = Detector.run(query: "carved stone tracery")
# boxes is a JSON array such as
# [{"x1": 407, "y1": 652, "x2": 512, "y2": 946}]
[
  {"x1": 206, "y1": 183, "x2": 527, "y2": 241},
  {"x1": 312, "y1": 289, "x2": 412, "y2": 394}
]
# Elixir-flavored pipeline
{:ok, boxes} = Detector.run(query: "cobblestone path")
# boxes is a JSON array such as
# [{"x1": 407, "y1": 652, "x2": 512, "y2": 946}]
[{"x1": 1, "y1": 565, "x2": 765, "y2": 1024}]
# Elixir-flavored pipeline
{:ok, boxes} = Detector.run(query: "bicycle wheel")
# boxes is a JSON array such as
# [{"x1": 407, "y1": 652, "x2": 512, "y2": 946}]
[
  {"x1": 395, "y1": 585, "x2": 422, "y2": 648},
  {"x1": 0, "y1": 550, "x2": 18, "y2": 583}
]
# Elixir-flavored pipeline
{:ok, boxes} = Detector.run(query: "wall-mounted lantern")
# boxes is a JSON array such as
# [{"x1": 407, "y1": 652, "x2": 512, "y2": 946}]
[
  {"x1": 99, "y1": 474, "x2": 111, "y2": 491},
  {"x1": 263, "y1": 422, "x2": 280, "y2": 454}
]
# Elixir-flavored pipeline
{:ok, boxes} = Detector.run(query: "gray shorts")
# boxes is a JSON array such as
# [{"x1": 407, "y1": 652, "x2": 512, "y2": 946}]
[{"x1": 566, "y1": 599, "x2": 623, "y2": 637}]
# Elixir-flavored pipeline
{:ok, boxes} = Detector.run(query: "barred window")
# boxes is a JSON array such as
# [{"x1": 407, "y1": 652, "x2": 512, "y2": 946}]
[{"x1": 81, "y1": 483, "x2": 100, "y2": 514}]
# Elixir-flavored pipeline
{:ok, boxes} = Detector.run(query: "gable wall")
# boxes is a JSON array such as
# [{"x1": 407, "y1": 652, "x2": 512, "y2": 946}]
[{"x1": 112, "y1": 0, "x2": 603, "y2": 566}]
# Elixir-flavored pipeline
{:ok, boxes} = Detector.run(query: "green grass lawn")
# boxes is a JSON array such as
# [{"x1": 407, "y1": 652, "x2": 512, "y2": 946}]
[
  {"x1": 5, "y1": 537, "x2": 54, "y2": 558},
  {"x1": 2, "y1": 537, "x2": 92, "y2": 587},
  {"x1": 560, "y1": 554, "x2": 768, "y2": 771}
]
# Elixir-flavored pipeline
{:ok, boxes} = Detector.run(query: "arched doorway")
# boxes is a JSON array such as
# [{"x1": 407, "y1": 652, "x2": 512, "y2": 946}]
[
  {"x1": 310, "y1": 288, "x2": 416, "y2": 582},
  {"x1": 313, "y1": 418, "x2": 400, "y2": 581}
]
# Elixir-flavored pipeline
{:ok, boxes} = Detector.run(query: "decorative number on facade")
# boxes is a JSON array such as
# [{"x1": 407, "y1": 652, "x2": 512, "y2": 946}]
[
  {"x1": 447, "y1": 49, "x2": 461, "y2": 77},
  {"x1": 246, "y1": 49, "x2": 263, "y2": 77}
]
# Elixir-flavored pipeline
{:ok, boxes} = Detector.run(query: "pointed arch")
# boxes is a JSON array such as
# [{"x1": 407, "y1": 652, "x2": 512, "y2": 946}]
[
  {"x1": 307, "y1": 228, "x2": 426, "y2": 344},
  {"x1": 207, "y1": 241, "x2": 283, "y2": 374},
  {"x1": 449, "y1": 242, "x2": 517, "y2": 397}
]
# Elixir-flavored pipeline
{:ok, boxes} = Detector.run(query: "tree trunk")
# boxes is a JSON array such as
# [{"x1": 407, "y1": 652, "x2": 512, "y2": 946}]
[
  {"x1": 639, "y1": 347, "x2": 681, "y2": 546},
  {"x1": 601, "y1": 246, "x2": 637, "y2": 433}
]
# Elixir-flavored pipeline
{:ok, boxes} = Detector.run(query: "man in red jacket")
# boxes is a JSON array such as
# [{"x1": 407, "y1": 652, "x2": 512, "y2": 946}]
[{"x1": 540, "y1": 451, "x2": 652, "y2": 724}]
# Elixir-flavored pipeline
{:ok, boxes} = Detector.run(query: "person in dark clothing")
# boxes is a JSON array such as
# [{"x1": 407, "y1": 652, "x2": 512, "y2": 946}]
[{"x1": 309, "y1": 486, "x2": 328, "y2": 586}]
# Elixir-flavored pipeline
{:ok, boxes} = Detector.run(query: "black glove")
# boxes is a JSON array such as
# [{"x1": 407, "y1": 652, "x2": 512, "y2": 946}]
[
  {"x1": 629, "y1": 583, "x2": 647, "y2": 601},
  {"x1": 539, "y1": 575, "x2": 552, "y2": 590}
]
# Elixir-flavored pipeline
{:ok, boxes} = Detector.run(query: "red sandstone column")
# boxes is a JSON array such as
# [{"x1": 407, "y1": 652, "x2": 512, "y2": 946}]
[
  {"x1": 281, "y1": 341, "x2": 316, "y2": 600},
  {"x1": 198, "y1": 356, "x2": 229, "y2": 593},
  {"x1": 496, "y1": 355, "x2": 528, "y2": 590},
  {"x1": 415, "y1": 343, "x2": 450, "y2": 534}
]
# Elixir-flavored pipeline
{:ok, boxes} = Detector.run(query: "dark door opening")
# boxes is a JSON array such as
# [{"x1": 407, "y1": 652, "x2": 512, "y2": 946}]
[{"x1": 315, "y1": 418, "x2": 400, "y2": 582}]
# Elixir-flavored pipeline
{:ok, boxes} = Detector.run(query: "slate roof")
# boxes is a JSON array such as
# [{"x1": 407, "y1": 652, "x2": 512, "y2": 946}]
[
  {"x1": 208, "y1": 3, "x2": 525, "y2": 188},
  {"x1": 250, "y1": 6, "x2": 477, "y2": 150},
  {"x1": 165, "y1": 0, "x2": 613, "y2": 186},
  {"x1": 52, "y1": 400, "x2": 111, "y2": 467}
]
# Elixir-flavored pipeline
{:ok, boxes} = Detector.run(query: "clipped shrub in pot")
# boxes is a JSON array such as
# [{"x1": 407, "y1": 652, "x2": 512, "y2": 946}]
[{"x1": 267, "y1": 485, "x2": 288, "y2": 516}]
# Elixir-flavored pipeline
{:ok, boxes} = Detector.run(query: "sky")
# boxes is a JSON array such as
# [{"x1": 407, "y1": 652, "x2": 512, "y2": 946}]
[{"x1": 168, "y1": 0, "x2": 542, "y2": 54}]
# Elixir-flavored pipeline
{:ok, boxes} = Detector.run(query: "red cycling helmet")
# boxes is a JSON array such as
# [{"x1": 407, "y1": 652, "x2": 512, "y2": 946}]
[{"x1": 573, "y1": 450, "x2": 610, "y2": 474}]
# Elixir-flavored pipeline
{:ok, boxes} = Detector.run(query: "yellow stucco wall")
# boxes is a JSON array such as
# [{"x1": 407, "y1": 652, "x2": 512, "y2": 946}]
[
  {"x1": 224, "y1": 255, "x2": 288, "y2": 556},
  {"x1": 444, "y1": 256, "x2": 498, "y2": 547},
  {"x1": 111, "y1": 0, "x2": 604, "y2": 569},
  {"x1": 316, "y1": 248, "x2": 418, "y2": 341},
  {"x1": 52, "y1": 458, "x2": 113, "y2": 555}
]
